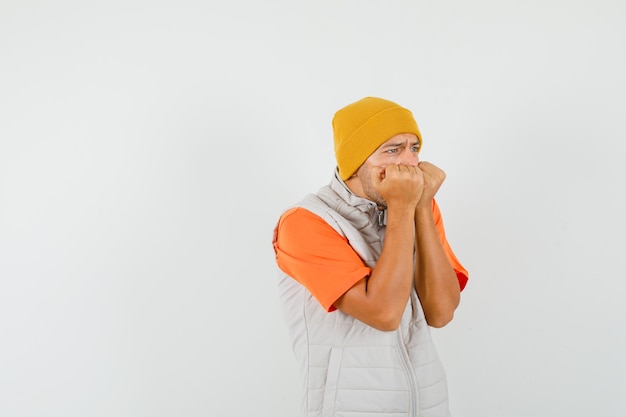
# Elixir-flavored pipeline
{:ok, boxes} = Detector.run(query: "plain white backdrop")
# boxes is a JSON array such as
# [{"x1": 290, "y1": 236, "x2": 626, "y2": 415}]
[{"x1": 1, "y1": 1, "x2": 625, "y2": 416}]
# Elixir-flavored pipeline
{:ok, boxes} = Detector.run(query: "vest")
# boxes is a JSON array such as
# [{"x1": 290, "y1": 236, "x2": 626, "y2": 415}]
[{"x1": 277, "y1": 171, "x2": 451, "y2": 417}]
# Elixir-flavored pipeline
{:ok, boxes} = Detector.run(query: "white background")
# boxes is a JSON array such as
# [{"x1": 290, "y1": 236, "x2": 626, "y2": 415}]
[{"x1": 1, "y1": 1, "x2": 625, "y2": 416}]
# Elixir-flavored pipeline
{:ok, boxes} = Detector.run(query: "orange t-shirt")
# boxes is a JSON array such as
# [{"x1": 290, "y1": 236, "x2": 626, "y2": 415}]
[{"x1": 273, "y1": 199, "x2": 468, "y2": 312}]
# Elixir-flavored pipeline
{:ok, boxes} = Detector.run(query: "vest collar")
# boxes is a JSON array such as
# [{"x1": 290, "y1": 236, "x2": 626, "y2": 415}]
[{"x1": 329, "y1": 168, "x2": 387, "y2": 226}]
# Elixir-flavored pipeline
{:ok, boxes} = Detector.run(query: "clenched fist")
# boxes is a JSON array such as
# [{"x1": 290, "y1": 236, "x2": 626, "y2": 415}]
[
  {"x1": 416, "y1": 161, "x2": 446, "y2": 208},
  {"x1": 371, "y1": 164, "x2": 424, "y2": 210}
]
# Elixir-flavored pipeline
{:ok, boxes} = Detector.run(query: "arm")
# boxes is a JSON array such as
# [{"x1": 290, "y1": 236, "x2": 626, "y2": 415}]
[
  {"x1": 335, "y1": 164, "x2": 423, "y2": 331},
  {"x1": 413, "y1": 162, "x2": 461, "y2": 328}
]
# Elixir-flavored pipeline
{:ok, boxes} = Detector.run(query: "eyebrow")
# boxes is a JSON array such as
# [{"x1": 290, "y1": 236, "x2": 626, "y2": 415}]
[{"x1": 381, "y1": 141, "x2": 420, "y2": 148}]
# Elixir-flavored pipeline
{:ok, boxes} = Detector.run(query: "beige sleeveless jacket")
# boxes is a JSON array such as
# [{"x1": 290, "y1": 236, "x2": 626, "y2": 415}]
[{"x1": 277, "y1": 171, "x2": 451, "y2": 417}]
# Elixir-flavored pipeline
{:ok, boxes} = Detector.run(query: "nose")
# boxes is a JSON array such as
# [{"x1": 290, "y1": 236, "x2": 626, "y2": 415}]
[{"x1": 400, "y1": 148, "x2": 419, "y2": 166}]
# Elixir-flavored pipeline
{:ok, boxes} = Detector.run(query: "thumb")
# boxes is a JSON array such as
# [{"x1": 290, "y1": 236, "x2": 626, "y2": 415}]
[{"x1": 370, "y1": 166, "x2": 385, "y2": 186}]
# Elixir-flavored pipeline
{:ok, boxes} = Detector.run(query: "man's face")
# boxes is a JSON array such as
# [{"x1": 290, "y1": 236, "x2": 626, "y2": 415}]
[{"x1": 354, "y1": 133, "x2": 421, "y2": 207}]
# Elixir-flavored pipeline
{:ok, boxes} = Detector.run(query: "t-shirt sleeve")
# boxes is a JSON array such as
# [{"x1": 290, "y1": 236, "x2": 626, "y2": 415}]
[
  {"x1": 432, "y1": 199, "x2": 469, "y2": 291},
  {"x1": 272, "y1": 207, "x2": 371, "y2": 312}
]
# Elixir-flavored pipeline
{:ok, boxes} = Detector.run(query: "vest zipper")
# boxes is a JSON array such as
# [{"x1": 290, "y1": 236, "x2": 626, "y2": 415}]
[
  {"x1": 377, "y1": 209, "x2": 386, "y2": 226},
  {"x1": 397, "y1": 331, "x2": 419, "y2": 417}
]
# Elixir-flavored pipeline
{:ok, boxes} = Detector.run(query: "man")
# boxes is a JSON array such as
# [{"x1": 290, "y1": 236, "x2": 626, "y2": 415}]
[{"x1": 272, "y1": 96, "x2": 469, "y2": 417}]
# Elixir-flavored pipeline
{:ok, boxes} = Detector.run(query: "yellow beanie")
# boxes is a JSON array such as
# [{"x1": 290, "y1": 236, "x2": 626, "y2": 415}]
[{"x1": 332, "y1": 97, "x2": 422, "y2": 180}]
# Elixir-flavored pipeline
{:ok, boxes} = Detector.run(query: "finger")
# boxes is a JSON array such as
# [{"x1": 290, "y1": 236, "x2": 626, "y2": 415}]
[
  {"x1": 417, "y1": 161, "x2": 433, "y2": 172},
  {"x1": 383, "y1": 164, "x2": 399, "y2": 178}
]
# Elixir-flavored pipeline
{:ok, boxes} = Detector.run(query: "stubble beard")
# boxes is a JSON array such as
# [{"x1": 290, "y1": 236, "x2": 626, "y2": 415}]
[{"x1": 356, "y1": 164, "x2": 387, "y2": 208}]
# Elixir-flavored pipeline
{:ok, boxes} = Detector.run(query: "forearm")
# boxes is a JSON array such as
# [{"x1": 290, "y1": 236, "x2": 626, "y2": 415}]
[
  {"x1": 365, "y1": 206, "x2": 416, "y2": 322},
  {"x1": 335, "y1": 205, "x2": 416, "y2": 331},
  {"x1": 414, "y1": 206, "x2": 460, "y2": 327}
]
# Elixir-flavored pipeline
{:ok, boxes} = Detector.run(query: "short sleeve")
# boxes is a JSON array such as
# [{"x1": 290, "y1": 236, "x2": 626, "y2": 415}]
[
  {"x1": 273, "y1": 207, "x2": 371, "y2": 311},
  {"x1": 432, "y1": 199, "x2": 469, "y2": 291}
]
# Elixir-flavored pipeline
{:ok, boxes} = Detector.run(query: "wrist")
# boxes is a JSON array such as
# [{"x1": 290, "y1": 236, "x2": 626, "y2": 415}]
[
  {"x1": 414, "y1": 202, "x2": 433, "y2": 221},
  {"x1": 387, "y1": 204, "x2": 418, "y2": 222},
  {"x1": 415, "y1": 198, "x2": 432, "y2": 211}
]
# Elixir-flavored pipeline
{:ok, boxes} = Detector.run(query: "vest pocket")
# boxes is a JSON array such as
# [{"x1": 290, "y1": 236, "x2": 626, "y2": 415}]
[{"x1": 321, "y1": 347, "x2": 344, "y2": 416}]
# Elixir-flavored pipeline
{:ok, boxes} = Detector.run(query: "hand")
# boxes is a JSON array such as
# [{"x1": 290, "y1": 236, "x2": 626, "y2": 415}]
[
  {"x1": 416, "y1": 161, "x2": 446, "y2": 208},
  {"x1": 372, "y1": 164, "x2": 424, "y2": 209}
]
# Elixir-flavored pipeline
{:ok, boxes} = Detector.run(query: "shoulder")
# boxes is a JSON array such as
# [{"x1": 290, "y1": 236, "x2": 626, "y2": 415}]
[{"x1": 277, "y1": 207, "x2": 346, "y2": 247}]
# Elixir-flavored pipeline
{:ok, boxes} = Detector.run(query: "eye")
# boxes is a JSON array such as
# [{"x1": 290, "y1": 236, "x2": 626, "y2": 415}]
[
  {"x1": 411, "y1": 144, "x2": 420, "y2": 152},
  {"x1": 385, "y1": 148, "x2": 399, "y2": 154}
]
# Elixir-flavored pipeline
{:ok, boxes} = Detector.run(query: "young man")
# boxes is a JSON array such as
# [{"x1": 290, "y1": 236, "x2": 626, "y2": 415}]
[{"x1": 272, "y1": 97, "x2": 469, "y2": 417}]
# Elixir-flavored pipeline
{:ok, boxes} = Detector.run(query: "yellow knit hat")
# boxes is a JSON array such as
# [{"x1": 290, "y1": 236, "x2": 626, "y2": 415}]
[{"x1": 332, "y1": 97, "x2": 422, "y2": 180}]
